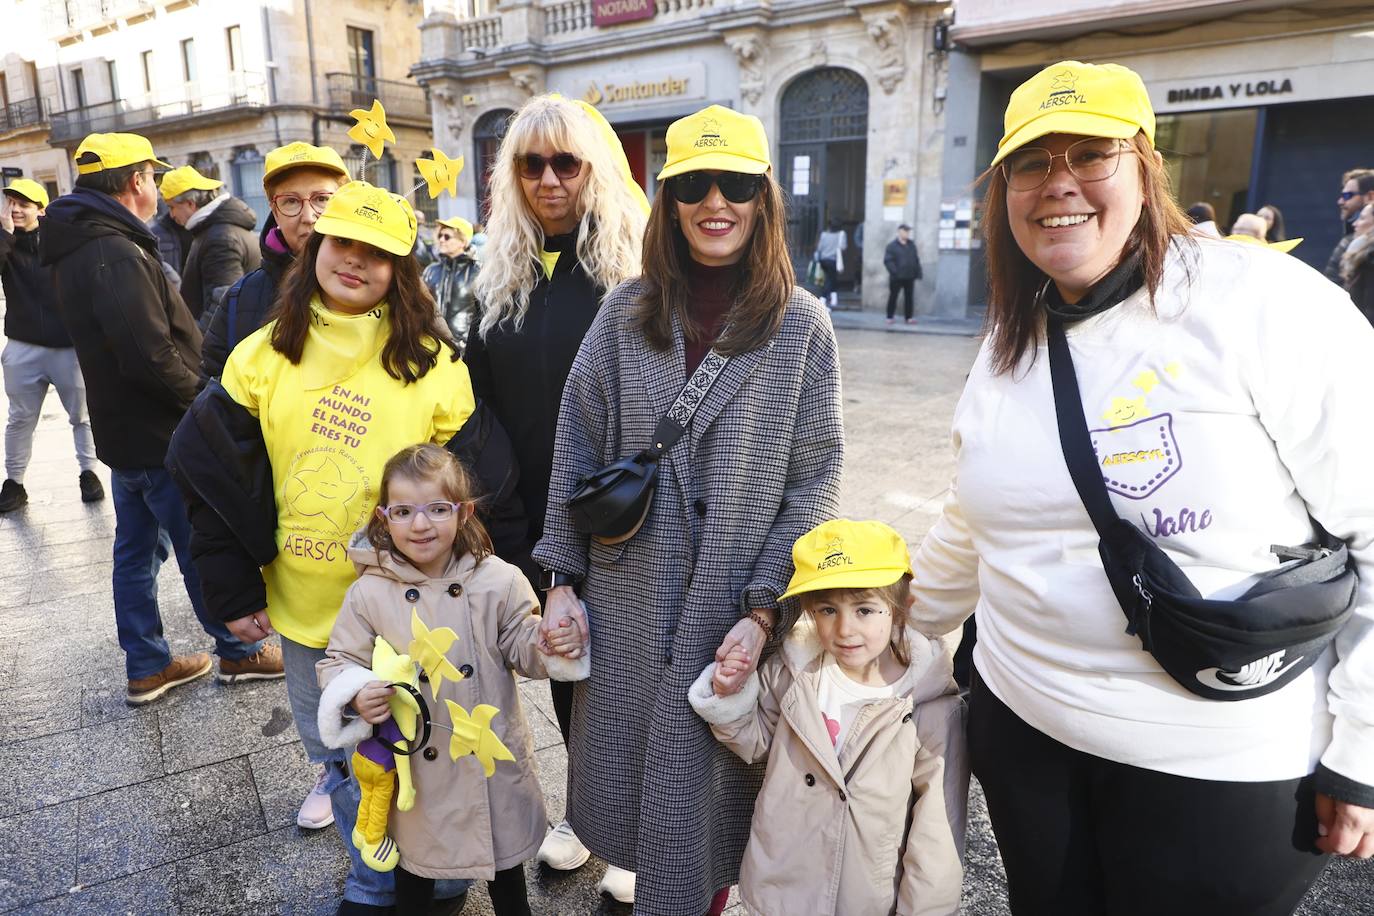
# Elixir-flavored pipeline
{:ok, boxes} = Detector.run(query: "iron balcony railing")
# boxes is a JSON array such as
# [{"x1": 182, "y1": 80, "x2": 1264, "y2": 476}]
[
  {"x1": 0, "y1": 98, "x2": 48, "y2": 134},
  {"x1": 48, "y1": 74, "x2": 268, "y2": 143},
  {"x1": 325, "y1": 73, "x2": 431, "y2": 123}
]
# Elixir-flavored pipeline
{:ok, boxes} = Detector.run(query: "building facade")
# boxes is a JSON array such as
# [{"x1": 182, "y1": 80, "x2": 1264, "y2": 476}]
[
  {"x1": 413, "y1": 0, "x2": 951, "y2": 312},
  {"x1": 0, "y1": 0, "x2": 440, "y2": 229},
  {"x1": 936, "y1": 0, "x2": 1374, "y2": 318}
]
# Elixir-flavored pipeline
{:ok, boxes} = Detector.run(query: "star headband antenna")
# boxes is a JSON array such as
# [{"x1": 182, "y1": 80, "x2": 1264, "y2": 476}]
[
  {"x1": 347, "y1": 99, "x2": 396, "y2": 177},
  {"x1": 409, "y1": 147, "x2": 465, "y2": 202}
]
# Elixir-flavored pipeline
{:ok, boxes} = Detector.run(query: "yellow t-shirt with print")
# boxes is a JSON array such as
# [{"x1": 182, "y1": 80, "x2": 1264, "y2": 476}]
[{"x1": 221, "y1": 299, "x2": 475, "y2": 648}]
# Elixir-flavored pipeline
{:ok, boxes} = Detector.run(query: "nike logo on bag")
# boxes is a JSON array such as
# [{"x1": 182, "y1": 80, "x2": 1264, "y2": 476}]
[{"x1": 1195, "y1": 650, "x2": 1304, "y2": 691}]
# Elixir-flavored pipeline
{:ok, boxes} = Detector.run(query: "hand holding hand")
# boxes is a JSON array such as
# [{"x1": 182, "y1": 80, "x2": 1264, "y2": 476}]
[
  {"x1": 711, "y1": 613, "x2": 771, "y2": 696},
  {"x1": 538, "y1": 586, "x2": 587, "y2": 658},
  {"x1": 353, "y1": 681, "x2": 395, "y2": 725},
  {"x1": 543, "y1": 615, "x2": 586, "y2": 657},
  {"x1": 1316, "y1": 793, "x2": 1374, "y2": 858},
  {"x1": 226, "y1": 609, "x2": 274, "y2": 643},
  {"x1": 713, "y1": 645, "x2": 752, "y2": 696}
]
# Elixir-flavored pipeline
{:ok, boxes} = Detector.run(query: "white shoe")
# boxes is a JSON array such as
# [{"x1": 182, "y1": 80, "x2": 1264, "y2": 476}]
[
  {"x1": 536, "y1": 819, "x2": 591, "y2": 870},
  {"x1": 296, "y1": 767, "x2": 335, "y2": 830},
  {"x1": 598, "y1": 864, "x2": 636, "y2": 904}
]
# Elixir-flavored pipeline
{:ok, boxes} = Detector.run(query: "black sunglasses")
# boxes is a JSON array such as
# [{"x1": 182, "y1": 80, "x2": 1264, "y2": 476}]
[
  {"x1": 667, "y1": 171, "x2": 763, "y2": 205},
  {"x1": 517, "y1": 152, "x2": 582, "y2": 180}
]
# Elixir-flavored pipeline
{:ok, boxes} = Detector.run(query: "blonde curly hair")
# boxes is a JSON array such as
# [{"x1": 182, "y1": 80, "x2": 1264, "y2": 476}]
[{"x1": 474, "y1": 95, "x2": 646, "y2": 338}]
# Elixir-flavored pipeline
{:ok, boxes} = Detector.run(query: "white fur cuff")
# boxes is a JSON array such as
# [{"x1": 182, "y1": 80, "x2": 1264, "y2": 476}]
[
  {"x1": 318, "y1": 664, "x2": 377, "y2": 749},
  {"x1": 688, "y1": 664, "x2": 760, "y2": 726},
  {"x1": 544, "y1": 643, "x2": 591, "y2": 682}
]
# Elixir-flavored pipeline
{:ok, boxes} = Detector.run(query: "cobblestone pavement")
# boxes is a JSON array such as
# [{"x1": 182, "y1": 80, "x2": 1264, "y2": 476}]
[{"x1": 1, "y1": 326, "x2": 1370, "y2": 914}]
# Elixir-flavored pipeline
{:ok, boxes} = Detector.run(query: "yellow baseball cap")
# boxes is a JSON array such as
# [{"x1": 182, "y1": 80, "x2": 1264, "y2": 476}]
[
  {"x1": 261, "y1": 141, "x2": 350, "y2": 190},
  {"x1": 991, "y1": 61, "x2": 1155, "y2": 168},
  {"x1": 2, "y1": 178, "x2": 49, "y2": 208},
  {"x1": 657, "y1": 105, "x2": 771, "y2": 180},
  {"x1": 1225, "y1": 234, "x2": 1303, "y2": 254},
  {"x1": 780, "y1": 519, "x2": 914, "y2": 600},
  {"x1": 313, "y1": 180, "x2": 417, "y2": 257},
  {"x1": 437, "y1": 216, "x2": 473, "y2": 239},
  {"x1": 159, "y1": 165, "x2": 223, "y2": 202},
  {"x1": 74, "y1": 132, "x2": 170, "y2": 174}
]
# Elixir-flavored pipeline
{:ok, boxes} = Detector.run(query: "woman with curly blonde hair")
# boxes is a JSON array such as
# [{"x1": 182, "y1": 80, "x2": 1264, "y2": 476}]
[{"x1": 463, "y1": 93, "x2": 648, "y2": 886}]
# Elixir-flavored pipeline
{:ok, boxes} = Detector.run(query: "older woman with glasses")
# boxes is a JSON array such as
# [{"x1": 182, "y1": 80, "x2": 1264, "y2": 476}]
[
  {"x1": 534, "y1": 105, "x2": 843, "y2": 916},
  {"x1": 912, "y1": 61, "x2": 1374, "y2": 914}
]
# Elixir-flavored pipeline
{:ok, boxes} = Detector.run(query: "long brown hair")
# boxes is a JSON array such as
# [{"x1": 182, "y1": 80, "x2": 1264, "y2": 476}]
[
  {"x1": 270, "y1": 232, "x2": 458, "y2": 384},
  {"x1": 634, "y1": 173, "x2": 795, "y2": 355},
  {"x1": 365, "y1": 444, "x2": 493, "y2": 567},
  {"x1": 980, "y1": 132, "x2": 1195, "y2": 375}
]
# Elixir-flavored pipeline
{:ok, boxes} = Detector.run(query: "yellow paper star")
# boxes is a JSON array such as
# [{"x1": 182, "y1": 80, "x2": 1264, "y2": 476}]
[
  {"x1": 1164, "y1": 361, "x2": 1183, "y2": 379},
  {"x1": 416, "y1": 149, "x2": 464, "y2": 200},
  {"x1": 348, "y1": 100, "x2": 396, "y2": 159},
  {"x1": 409, "y1": 607, "x2": 463, "y2": 701},
  {"x1": 1132, "y1": 370, "x2": 1160, "y2": 395},
  {"x1": 445, "y1": 701, "x2": 516, "y2": 777},
  {"x1": 285, "y1": 454, "x2": 360, "y2": 533}
]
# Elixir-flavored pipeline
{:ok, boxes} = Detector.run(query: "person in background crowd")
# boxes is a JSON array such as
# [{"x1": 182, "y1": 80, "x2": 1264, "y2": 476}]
[
  {"x1": 39, "y1": 132, "x2": 282, "y2": 705},
  {"x1": 412, "y1": 211, "x2": 436, "y2": 268},
  {"x1": 0, "y1": 179, "x2": 102, "y2": 512},
  {"x1": 200, "y1": 141, "x2": 349, "y2": 382},
  {"x1": 1185, "y1": 201, "x2": 1221, "y2": 239},
  {"x1": 468, "y1": 222, "x2": 488, "y2": 262},
  {"x1": 162, "y1": 165, "x2": 260, "y2": 321},
  {"x1": 1324, "y1": 169, "x2": 1374, "y2": 283},
  {"x1": 149, "y1": 194, "x2": 191, "y2": 277},
  {"x1": 883, "y1": 222, "x2": 923, "y2": 326},
  {"x1": 466, "y1": 93, "x2": 648, "y2": 899},
  {"x1": 1340, "y1": 202, "x2": 1374, "y2": 325},
  {"x1": 423, "y1": 215, "x2": 480, "y2": 344},
  {"x1": 1229, "y1": 212, "x2": 1267, "y2": 240},
  {"x1": 1257, "y1": 203, "x2": 1287, "y2": 243},
  {"x1": 814, "y1": 218, "x2": 846, "y2": 309},
  {"x1": 914, "y1": 60, "x2": 1374, "y2": 914}
]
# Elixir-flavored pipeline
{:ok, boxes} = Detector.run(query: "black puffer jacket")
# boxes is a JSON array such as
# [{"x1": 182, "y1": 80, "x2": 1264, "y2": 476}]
[
  {"x1": 39, "y1": 188, "x2": 201, "y2": 469},
  {"x1": 200, "y1": 215, "x2": 294, "y2": 381},
  {"x1": 0, "y1": 226, "x2": 72, "y2": 348},
  {"x1": 423, "y1": 252, "x2": 479, "y2": 341},
  {"x1": 181, "y1": 196, "x2": 261, "y2": 320},
  {"x1": 883, "y1": 237, "x2": 923, "y2": 281}
]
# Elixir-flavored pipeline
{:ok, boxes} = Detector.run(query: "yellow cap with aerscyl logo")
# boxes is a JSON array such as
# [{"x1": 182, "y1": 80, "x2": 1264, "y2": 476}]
[
  {"x1": 657, "y1": 104, "x2": 771, "y2": 180},
  {"x1": 3, "y1": 178, "x2": 50, "y2": 209},
  {"x1": 780, "y1": 519, "x2": 914, "y2": 600},
  {"x1": 313, "y1": 180, "x2": 417, "y2": 257},
  {"x1": 437, "y1": 216, "x2": 473, "y2": 239},
  {"x1": 261, "y1": 141, "x2": 350, "y2": 190},
  {"x1": 74, "y1": 132, "x2": 171, "y2": 174},
  {"x1": 159, "y1": 165, "x2": 223, "y2": 202},
  {"x1": 992, "y1": 61, "x2": 1156, "y2": 168}
]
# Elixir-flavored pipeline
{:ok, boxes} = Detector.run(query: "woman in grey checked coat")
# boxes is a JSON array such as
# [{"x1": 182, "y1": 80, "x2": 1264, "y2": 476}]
[{"x1": 533, "y1": 105, "x2": 844, "y2": 916}]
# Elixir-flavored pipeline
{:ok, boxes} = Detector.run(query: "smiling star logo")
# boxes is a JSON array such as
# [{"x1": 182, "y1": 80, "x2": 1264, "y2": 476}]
[
  {"x1": 348, "y1": 99, "x2": 396, "y2": 159},
  {"x1": 416, "y1": 148, "x2": 464, "y2": 200},
  {"x1": 285, "y1": 454, "x2": 360, "y2": 533},
  {"x1": 1050, "y1": 70, "x2": 1078, "y2": 93},
  {"x1": 1102, "y1": 396, "x2": 1149, "y2": 426}
]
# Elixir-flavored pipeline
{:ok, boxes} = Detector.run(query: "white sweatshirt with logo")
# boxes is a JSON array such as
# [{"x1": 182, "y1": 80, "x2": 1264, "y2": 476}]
[{"x1": 912, "y1": 237, "x2": 1374, "y2": 787}]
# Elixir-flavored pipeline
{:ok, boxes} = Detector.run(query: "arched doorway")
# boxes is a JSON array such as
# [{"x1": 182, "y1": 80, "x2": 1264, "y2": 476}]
[
  {"x1": 779, "y1": 68, "x2": 869, "y2": 287},
  {"x1": 473, "y1": 108, "x2": 515, "y2": 223}
]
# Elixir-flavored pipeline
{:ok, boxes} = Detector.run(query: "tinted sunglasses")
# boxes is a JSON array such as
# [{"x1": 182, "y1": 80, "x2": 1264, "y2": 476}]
[
  {"x1": 1339, "y1": 190, "x2": 1358, "y2": 201},
  {"x1": 667, "y1": 171, "x2": 763, "y2": 205},
  {"x1": 517, "y1": 152, "x2": 582, "y2": 180}
]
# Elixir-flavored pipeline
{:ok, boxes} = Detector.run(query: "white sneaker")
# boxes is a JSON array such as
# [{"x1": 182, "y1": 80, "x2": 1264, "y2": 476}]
[
  {"x1": 296, "y1": 767, "x2": 335, "y2": 830},
  {"x1": 536, "y1": 819, "x2": 591, "y2": 870},
  {"x1": 598, "y1": 864, "x2": 636, "y2": 904}
]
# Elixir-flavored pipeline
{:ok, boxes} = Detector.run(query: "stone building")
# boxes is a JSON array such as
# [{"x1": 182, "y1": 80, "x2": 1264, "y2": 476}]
[
  {"x1": 413, "y1": 0, "x2": 952, "y2": 313},
  {"x1": 0, "y1": 0, "x2": 439, "y2": 229}
]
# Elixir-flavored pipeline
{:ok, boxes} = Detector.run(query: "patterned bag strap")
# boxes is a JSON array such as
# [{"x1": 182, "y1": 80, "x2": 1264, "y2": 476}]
[{"x1": 641, "y1": 350, "x2": 731, "y2": 460}]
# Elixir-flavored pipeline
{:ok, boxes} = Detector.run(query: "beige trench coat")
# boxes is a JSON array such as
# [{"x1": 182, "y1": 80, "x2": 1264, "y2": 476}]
[
  {"x1": 316, "y1": 534, "x2": 586, "y2": 880},
  {"x1": 689, "y1": 618, "x2": 968, "y2": 916}
]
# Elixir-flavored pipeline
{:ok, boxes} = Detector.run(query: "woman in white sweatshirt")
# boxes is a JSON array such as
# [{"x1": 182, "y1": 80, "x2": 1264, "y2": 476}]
[{"x1": 913, "y1": 59, "x2": 1374, "y2": 915}]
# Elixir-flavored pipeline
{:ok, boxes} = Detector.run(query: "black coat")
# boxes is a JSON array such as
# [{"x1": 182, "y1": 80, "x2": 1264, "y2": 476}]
[
  {"x1": 200, "y1": 215, "x2": 293, "y2": 381},
  {"x1": 150, "y1": 209, "x2": 192, "y2": 274},
  {"x1": 423, "y1": 252, "x2": 479, "y2": 340},
  {"x1": 39, "y1": 188, "x2": 202, "y2": 469},
  {"x1": 883, "y1": 237, "x2": 923, "y2": 281},
  {"x1": 181, "y1": 196, "x2": 261, "y2": 320},
  {"x1": 0, "y1": 226, "x2": 72, "y2": 348},
  {"x1": 464, "y1": 232, "x2": 602, "y2": 583}
]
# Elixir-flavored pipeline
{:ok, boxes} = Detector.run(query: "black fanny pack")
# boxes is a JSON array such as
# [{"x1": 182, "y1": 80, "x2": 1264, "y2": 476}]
[
  {"x1": 1048, "y1": 318, "x2": 1357, "y2": 700},
  {"x1": 567, "y1": 350, "x2": 730, "y2": 545}
]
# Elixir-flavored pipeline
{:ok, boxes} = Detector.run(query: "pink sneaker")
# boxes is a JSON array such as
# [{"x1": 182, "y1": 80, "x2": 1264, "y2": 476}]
[{"x1": 297, "y1": 767, "x2": 335, "y2": 829}]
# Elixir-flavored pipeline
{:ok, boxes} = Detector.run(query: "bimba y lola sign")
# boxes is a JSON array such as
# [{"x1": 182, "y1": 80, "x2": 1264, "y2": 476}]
[{"x1": 594, "y1": 0, "x2": 656, "y2": 26}]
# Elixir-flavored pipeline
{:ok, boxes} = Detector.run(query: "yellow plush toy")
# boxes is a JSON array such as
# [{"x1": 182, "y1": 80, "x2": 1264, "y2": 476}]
[{"x1": 349, "y1": 636, "x2": 423, "y2": 871}]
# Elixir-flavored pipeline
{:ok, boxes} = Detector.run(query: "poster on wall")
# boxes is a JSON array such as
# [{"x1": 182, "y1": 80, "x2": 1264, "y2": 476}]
[{"x1": 594, "y1": 0, "x2": 656, "y2": 27}]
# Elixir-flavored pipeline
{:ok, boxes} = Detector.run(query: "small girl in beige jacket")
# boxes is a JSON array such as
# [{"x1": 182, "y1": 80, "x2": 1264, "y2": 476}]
[{"x1": 690, "y1": 519, "x2": 968, "y2": 916}]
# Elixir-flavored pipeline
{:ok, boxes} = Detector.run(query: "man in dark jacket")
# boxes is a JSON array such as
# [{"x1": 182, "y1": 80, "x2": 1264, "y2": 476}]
[
  {"x1": 1325, "y1": 169, "x2": 1374, "y2": 284},
  {"x1": 148, "y1": 196, "x2": 191, "y2": 279},
  {"x1": 0, "y1": 179, "x2": 102, "y2": 511},
  {"x1": 162, "y1": 165, "x2": 260, "y2": 321},
  {"x1": 423, "y1": 215, "x2": 479, "y2": 345},
  {"x1": 38, "y1": 132, "x2": 282, "y2": 706},
  {"x1": 883, "y1": 223, "x2": 923, "y2": 325}
]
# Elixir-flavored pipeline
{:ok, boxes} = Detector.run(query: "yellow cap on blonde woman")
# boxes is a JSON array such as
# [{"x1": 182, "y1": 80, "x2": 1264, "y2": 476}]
[
  {"x1": 992, "y1": 61, "x2": 1155, "y2": 167},
  {"x1": 312, "y1": 180, "x2": 418, "y2": 257},
  {"x1": 657, "y1": 105, "x2": 771, "y2": 180},
  {"x1": 780, "y1": 519, "x2": 914, "y2": 600}
]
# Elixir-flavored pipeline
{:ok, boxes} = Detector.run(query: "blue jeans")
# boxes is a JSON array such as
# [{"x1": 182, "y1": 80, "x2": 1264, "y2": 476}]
[
  {"x1": 280, "y1": 637, "x2": 471, "y2": 906},
  {"x1": 111, "y1": 467, "x2": 261, "y2": 680}
]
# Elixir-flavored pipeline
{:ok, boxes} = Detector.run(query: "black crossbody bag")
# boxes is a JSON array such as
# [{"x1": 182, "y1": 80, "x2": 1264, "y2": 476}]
[
  {"x1": 1047, "y1": 318, "x2": 1357, "y2": 700},
  {"x1": 567, "y1": 350, "x2": 730, "y2": 545}
]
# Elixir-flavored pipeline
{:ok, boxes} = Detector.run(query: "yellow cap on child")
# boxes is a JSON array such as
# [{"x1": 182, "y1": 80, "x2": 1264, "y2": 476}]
[{"x1": 780, "y1": 519, "x2": 914, "y2": 600}]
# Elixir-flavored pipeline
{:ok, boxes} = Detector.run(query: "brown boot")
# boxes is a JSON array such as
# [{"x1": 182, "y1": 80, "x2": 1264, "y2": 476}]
[
  {"x1": 127, "y1": 653, "x2": 212, "y2": 706},
  {"x1": 218, "y1": 642, "x2": 286, "y2": 684}
]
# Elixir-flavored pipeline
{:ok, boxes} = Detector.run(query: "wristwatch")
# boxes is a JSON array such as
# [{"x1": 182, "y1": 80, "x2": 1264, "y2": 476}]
[{"x1": 538, "y1": 568, "x2": 580, "y2": 591}]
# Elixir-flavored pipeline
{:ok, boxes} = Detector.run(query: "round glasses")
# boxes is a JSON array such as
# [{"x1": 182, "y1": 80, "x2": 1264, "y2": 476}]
[
  {"x1": 517, "y1": 152, "x2": 583, "y2": 181},
  {"x1": 1000, "y1": 138, "x2": 1137, "y2": 192},
  {"x1": 271, "y1": 192, "x2": 334, "y2": 217},
  {"x1": 378, "y1": 501, "x2": 468, "y2": 524},
  {"x1": 667, "y1": 171, "x2": 762, "y2": 205}
]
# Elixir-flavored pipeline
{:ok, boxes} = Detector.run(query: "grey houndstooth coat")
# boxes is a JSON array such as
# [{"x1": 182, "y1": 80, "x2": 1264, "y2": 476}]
[{"x1": 533, "y1": 280, "x2": 844, "y2": 916}]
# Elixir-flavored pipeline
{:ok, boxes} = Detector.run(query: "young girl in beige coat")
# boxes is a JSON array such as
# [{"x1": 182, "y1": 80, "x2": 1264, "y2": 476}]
[
  {"x1": 690, "y1": 519, "x2": 968, "y2": 916},
  {"x1": 317, "y1": 444, "x2": 586, "y2": 914}
]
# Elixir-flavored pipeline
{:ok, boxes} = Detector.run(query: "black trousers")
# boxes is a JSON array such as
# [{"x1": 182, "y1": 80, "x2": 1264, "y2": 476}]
[
  {"x1": 968, "y1": 671, "x2": 1328, "y2": 916},
  {"x1": 887, "y1": 277, "x2": 915, "y2": 319},
  {"x1": 550, "y1": 677, "x2": 573, "y2": 745},
  {"x1": 396, "y1": 863, "x2": 531, "y2": 916}
]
